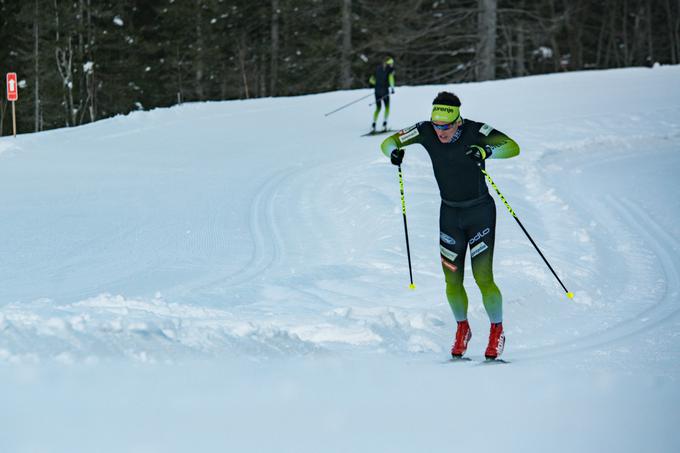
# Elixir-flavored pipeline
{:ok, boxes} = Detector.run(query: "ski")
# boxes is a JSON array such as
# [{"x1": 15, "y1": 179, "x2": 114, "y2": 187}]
[
  {"x1": 479, "y1": 358, "x2": 510, "y2": 365},
  {"x1": 442, "y1": 357, "x2": 510, "y2": 365},
  {"x1": 448, "y1": 356, "x2": 472, "y2": 363},
  {"x1": 361, "y1": 129, "x2": 395, "y2": 137}
]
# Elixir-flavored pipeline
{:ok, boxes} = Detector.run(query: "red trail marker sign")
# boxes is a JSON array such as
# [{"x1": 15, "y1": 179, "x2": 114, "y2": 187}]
[
  {"x1": 6, "y1": 72, "x2": 18, "y2": 101},
  {"x1": 6, "y1": 72, "x2": 18, "y2": 137}
]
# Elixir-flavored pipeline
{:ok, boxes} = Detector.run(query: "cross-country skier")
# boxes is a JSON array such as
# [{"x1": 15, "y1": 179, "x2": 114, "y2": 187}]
[
  {"x1": 369, "y1": 56, "x2": 396, "y2": 133},
  {"x1": 380, "y1": 91, "x2": 520, "y2": 360}
]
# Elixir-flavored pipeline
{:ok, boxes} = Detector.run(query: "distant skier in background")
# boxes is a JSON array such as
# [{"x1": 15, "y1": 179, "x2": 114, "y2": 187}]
[
  {"x1": 380, "y1": 91, "x2": 520, "y2": 360},
  {"x1": 369, "y1": 56, "x2": 395, "y2": 133}
]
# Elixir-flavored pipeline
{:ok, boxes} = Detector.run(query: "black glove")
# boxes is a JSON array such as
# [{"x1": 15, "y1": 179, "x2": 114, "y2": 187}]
[
  {"x1": 390, "y1": 87, "x2": 395, "y2": 94},
  {"x1": 390, "y1": 148, "x2": 405, "y2": 166},
  {"x1": 466, "y1": 145, "x2": 492, "y2": 163}
]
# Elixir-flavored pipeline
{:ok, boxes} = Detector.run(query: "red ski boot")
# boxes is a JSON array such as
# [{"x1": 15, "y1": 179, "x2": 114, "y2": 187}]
[
  {"x1": 451, "y1": 320, "x2": 471, "y2": 358},
  {"x1": 484, "y1": 322, "x2": 505, "y2": 360}
]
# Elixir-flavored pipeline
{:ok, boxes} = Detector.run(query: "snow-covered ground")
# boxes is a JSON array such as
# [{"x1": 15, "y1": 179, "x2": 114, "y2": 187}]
[{"x1": 1, "y1": 66, "x2": 679, "y2": 452}]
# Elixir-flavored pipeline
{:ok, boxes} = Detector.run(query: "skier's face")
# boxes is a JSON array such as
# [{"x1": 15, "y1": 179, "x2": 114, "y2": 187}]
[{"x1": 433, "y1": 121, "x2": 459, "y2": 143}]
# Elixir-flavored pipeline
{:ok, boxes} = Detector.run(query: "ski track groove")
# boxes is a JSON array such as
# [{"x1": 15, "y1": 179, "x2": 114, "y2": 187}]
[
  {"x1": 284, "y1": 129, "x2": 680, "y2": 358},
  {"x1": 207, "y1": 167, "x2": 293, "y2": 288},
  {"x1": 499, "y1": 138, "x2": 675, "y2": 362},
  {"x1": 514, "y1": 194, "x2": 680, "y2": 361},
  {"x1": 165, "y1": 166, "x2": 298, "y2": 299}
]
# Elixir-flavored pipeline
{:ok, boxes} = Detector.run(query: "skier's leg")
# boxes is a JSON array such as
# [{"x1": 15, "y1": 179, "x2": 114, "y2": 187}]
[
  {"x1": 383, "y1": 96, "x2": 391, "y2": 126},
  {"x1": 444, "y1": 263, "x2": 468, "y2": 321},
  {"x1": 440, "y1": 203, "x2": 469, "y2": 321},
  {"x1": 373, "y1": 94, "x2": 382, "y2": 126},
  {"x1": 467, "y1": 199, "x2": 502, "y2": 323},
  {"x1": 472, "y1": 245, "x2": 502, "y2": 323}
]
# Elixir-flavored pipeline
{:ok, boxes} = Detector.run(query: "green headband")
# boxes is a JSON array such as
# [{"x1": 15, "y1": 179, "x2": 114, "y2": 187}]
[{"x1": 431, "y1": 104, "x2": 460, "y2": 123}]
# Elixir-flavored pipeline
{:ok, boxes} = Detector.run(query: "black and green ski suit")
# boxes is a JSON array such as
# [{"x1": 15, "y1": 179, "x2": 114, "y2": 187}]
[
  {"x1": 381, "y1": 119, "x2": 519, "y2": 323},
  {"x1": 369, "y1": 64, "x2": 395, "y2": 125}
]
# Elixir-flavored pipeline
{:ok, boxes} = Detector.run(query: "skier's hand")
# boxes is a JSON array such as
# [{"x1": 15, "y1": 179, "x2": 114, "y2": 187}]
[
  {"x1": 390, "y1": 148, "x2": 405, "y2": 166},
  {"x1": 390, "y1": 87, "x2": 395, "y2": 94},
  {"x1": 466, "y1": 145, "x2": 492, "y2": 163}
]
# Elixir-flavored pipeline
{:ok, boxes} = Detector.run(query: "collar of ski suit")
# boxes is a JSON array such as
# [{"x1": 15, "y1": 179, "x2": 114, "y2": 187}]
[{"x1": 448, "y1": 122, "x2": 463, "y2": 143}]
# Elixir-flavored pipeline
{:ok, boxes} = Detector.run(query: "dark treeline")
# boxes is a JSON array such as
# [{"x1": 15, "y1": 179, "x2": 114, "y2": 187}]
[{"x1": 1, "y1": 0, "x2": 678, "y2": 135}]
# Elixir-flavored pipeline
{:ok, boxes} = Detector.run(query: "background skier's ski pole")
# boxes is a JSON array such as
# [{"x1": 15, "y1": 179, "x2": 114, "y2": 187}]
[
  {"x1": 478, "y1": 165, "x2": 574, "y2": 299},
  {"x1": 398, "y1": 164, "x2": 416, "y2": 289},
  {"x1": 324, "y1": 93, "x2": 373, "y2": 117}
]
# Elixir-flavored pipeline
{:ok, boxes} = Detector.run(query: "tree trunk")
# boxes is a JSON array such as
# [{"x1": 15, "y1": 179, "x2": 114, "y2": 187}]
[
  {"x1": 516, "y1": 22, "x2": 527, "y2": 76},
  {"x1": 55, "y1": 38, "x2": 76, "y2": 127},
  {"x1": 645, "y1": 1, "x2": 653, "y2": 65},
  {"x1": 595, "y1": 3, "x2": 607, "y2": 67},
  {"x1": 476, "y1": 0, "x2": 497, "y2": 81},
  {"x1": 195, "y1": 0, "x2": 205, "y2": 100},
  {"x1": 54, "y1": 0, "x2": 76, "y2": 127},
  {"x1": 66, "y1": 38, "x2": 76, "y2": 126},
  {"x1": 635, "y1": 1, "x2": 649, "y2": 65},
  {"x1": 176, "y1": 45, "x2": 184, "y2": 104},
  {"x1": 603, "y1": 0, "x2": 617, "y2": 67},
  {"x1": 238, "y1": 38, "x2": 250, "y2": 99},
  {"x1": 0, "y1": 100, "x2": 5, "y2": 136},
  {"x1": 622, "y1": 0, "x2": 630, "y2": 66},
  {"x1": 666, "y1": 0, "x2": 679, "y2": 64},
  {"x1": 676, "y1": 0, "x2": 680, "y2": 63},
  {"x1": 270, "y1": 0, "x2": 279, "y2": 96},
  {"x1": 546, "y1": 0, "x2": 563, "y2": 71},
  {"x1": 86, "y1": 0, "x2": 95, "y2": 122},
  {"x1": 565, "y1": 0, "x2": 583, "y2": 70},
  {"x1": 259, "y1": 51, "x2": 266, "y2": 97},
  {"x1": 340, "y1": 0, "x2": 352, "y2": 88},
  {"x1": 220, "y1": 61, "x2": 228, "y2": 99},
  {"x1": 510, "y1": 0, "x2": 527, "y2": 77},
  {"x1": 77, "y1": 0, "x2": 95, "y2": 124},
  {"x1": 34, "y1": 0, "x2": 41, "y2": 132}
]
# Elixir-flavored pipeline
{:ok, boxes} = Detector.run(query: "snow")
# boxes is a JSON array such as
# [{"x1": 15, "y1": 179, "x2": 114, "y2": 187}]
[{"x1": 1, "y1": 65, "x2": 680, "y2": 452}]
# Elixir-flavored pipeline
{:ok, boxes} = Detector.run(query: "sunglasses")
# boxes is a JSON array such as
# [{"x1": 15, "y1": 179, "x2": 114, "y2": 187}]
[{"x1": 432, "y1": 122, "x2": 457, "y2": 131}]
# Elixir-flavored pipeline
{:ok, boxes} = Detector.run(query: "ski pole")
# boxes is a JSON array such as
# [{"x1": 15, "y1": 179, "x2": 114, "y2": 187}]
[
  {"x1": 398, "y1": 164, "x2": 416, "y2": 290},
  {"x1": 478, "y1": 164, "x2": 574, "y2": 299},
  {"x1": 324, "y1": 92, "x2": 374, "y2": 117}
]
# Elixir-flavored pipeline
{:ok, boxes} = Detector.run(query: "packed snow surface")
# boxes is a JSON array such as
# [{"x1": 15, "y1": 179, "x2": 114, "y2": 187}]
[{"x1": 1, "y1": 65, "x2": 679, "y2": 452}]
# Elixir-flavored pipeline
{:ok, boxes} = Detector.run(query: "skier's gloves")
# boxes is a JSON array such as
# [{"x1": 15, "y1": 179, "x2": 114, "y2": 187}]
[
  {"x1": 390, "y1": 87, "x2": 395, "y2": 94},
  {"x1": 466, "y1": 145, "x2": 492, "y2": 163},
  {"x1": 390, "y1": 148, "x2": 405, "y2": 166}
]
